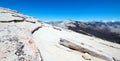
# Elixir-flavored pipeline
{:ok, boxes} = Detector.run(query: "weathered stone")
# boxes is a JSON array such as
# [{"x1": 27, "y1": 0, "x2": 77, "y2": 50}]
[
  {"x1": 82, "y1": 53, "x2": 91, "y2": 60},
  {"x1": 0, "y1": 7, "x2": 42, "y2": 61}
]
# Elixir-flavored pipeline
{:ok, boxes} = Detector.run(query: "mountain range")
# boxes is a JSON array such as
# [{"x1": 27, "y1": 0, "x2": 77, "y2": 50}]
[{"x1": 47, "y1": 20, "x2": 120, "y2": 44}]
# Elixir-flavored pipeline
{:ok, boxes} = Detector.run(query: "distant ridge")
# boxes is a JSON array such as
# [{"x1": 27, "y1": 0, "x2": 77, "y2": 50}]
[{"x1": 47, "y1": 20, "x2": 120, "y2": 44}]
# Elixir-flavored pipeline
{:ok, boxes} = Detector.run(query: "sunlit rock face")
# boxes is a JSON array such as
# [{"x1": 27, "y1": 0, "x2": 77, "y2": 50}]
[
  {"x1": 0, "y1": 7, "x2": 42, "y2": 61},
  {"x1": 0, "y1": 7, "x2": 120, "y2": 61}
]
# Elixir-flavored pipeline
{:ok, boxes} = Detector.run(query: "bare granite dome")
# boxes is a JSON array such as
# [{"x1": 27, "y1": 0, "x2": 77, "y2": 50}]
[{"x1": 0, "y1": 7, "x2": 120, "y2": 61}]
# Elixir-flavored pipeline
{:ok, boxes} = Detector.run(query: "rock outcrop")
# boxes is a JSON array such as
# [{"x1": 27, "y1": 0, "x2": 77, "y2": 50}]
[
  {"x1": 0, "y1": 7, "x2": 120, "y2": 61},
  {"x1": 0, "y1": 7, "x2": 42, "y2": 61}
]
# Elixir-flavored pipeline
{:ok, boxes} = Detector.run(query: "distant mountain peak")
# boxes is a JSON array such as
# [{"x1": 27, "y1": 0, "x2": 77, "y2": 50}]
[{"x1": 100, "y1": 20, "x2": 120, "y2": 23}]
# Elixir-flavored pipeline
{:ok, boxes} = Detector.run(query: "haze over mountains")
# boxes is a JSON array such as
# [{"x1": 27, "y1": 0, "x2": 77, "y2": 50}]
[
  {"x1": 0, "y1": 7, "x2": 120, "y2": 61},
  {"x1": 47, "y1": 20, "x2": 120, "y2": 44}
]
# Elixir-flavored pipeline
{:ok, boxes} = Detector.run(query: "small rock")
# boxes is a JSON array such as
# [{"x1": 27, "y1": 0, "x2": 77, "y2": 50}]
[
  {"x1": 82, "y1": 53, "x2": 91, "y2": 60},
  {"x1": 113, "y1": 57, "x2": 120, "y2": 61},
  {"x1": 53, "y1": 26, "x2": 62, "y2": 31}
]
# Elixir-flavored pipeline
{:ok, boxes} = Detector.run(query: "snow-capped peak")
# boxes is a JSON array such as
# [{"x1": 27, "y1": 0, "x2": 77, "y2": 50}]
[{"x1": 101, "y1": 20, "x2": 120, "y2": 23}]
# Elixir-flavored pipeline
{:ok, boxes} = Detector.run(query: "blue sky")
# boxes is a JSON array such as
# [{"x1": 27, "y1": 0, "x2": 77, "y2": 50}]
[{"x1": 0, "y1": 0, "x2": 120, "y2": 21}]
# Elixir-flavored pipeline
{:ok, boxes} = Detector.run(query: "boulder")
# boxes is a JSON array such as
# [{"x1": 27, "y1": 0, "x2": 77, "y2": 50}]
[{"x1": 82, "y1": 53, "x2": 91, "y2": 60}]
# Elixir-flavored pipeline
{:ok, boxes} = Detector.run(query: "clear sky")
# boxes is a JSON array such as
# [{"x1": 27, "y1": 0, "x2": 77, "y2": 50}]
[{"x1": 0, "y1": 0, "x2": 120, "y2": 21}]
